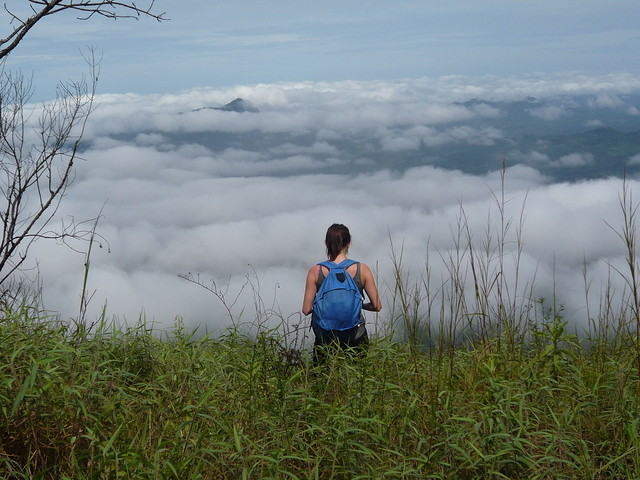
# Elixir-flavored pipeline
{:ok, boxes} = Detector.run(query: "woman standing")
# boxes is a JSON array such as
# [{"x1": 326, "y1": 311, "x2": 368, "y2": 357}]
[{"x1": 302, "y1": 224, "x2": 382, "y2": 362}]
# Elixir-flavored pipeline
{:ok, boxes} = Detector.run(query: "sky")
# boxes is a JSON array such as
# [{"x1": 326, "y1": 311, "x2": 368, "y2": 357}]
[
  {"x1": 3, "y1": 1, "x2": 640, "y2": 339},
  {"x1": 4, "y1": 1, "x2": 640, "y2": 101}
]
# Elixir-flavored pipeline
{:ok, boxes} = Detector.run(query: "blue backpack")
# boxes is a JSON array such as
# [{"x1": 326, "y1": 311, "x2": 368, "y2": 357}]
[{"x1": 313, "y1": 259, "x2": 363, "y2": 331}]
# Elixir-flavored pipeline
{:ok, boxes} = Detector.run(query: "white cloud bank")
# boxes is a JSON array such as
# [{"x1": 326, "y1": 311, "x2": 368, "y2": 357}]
[{"x1": 22, "y1": 74, "x2": 640, "y2": 336}]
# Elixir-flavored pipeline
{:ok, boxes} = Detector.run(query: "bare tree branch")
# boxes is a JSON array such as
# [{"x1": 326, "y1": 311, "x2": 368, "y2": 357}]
[{"x1": 1, "y1": 0, "x2": 166, "y2": 60}]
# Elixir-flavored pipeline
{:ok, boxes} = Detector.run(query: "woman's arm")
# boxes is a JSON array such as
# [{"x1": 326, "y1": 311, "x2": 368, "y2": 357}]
[
  {"x1": 302, "y1": 265, "x2": 319, "y2": 315},
  {"x1": 360, "y1": 263, "x2": 382, "y2": 312}
]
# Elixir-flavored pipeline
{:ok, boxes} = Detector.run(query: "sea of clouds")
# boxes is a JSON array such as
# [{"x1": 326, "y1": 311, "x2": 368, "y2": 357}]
[{"x1": 25, "y1": 73, "x2": 640, "y2": 336}]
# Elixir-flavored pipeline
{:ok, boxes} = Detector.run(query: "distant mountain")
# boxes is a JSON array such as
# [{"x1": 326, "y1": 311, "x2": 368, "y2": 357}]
[
  {"x1": 525, "y1": 127, "x2": 640, "y2": 182},
  {"x1": 192, "y1": 98, "x2": 259, "y2": 113},
  {"x1": 457, "y1": 94, "x2": 640, "y2": 136},
  {"x1": 109, "y1": 93, "x2": 640, "y2": 181}
]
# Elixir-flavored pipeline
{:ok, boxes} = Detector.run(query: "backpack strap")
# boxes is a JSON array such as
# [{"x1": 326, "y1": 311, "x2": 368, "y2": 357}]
[
  {"x1": 318, "y1": 259, "x2": 358, "y2": 270},
  {"x1": 317, "y1": 260, "x2": 362, "y2": 294}
]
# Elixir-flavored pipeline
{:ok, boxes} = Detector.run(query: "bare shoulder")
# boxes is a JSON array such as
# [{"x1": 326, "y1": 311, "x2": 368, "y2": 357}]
[
  {"x1": 306, "y1": 264, "x2": 320, "y2": 279},
  {"x1": 358, "y1": 262, "x2": 374, "y2": 275}
]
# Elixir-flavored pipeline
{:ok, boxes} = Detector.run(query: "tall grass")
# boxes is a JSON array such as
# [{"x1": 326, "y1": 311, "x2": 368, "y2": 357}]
[
  {"x1": 1, "y1": 176, "x2": 640, "y2": 479},
  {"x1": 389, "y1": 166, "x2": 535, "y2": 356},
  {"x1": 1, "y1": 307, "x2": 638, "y2": 479}
]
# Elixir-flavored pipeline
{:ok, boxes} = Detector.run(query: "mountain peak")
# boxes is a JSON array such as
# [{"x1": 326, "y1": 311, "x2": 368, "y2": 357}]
[
  {"x1": 191, "y1": 98, "x2": 259, "y2": 114},
  {"x1": 216, "y1": 98, "x2": 259, "y2": 113}
]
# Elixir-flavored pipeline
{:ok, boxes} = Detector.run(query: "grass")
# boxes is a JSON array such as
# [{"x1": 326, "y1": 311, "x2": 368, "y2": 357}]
[{"x1": 0, "y1": 305, "x2": 638, "y2": 480}]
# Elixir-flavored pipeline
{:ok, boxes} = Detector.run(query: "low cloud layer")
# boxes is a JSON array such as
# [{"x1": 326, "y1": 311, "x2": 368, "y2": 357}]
[{"x1": 24, "y1": 74, "x2": 640, "y2": 334}]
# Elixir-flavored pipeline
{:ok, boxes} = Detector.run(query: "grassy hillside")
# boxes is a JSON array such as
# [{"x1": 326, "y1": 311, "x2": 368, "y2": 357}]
[{"x1": 1, "y1": 306, "x2": 638, "y2": 480}]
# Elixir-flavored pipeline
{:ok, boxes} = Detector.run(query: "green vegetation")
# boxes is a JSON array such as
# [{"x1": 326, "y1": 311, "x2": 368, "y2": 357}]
[{"x1": 1, "y1": 302, "x2": 638, "y2": 479}]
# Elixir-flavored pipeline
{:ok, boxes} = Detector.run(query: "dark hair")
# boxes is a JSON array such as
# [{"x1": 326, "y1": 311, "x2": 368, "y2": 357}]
[{"x1": 325, "y1": 224, "x2": 351, "y2": 261}]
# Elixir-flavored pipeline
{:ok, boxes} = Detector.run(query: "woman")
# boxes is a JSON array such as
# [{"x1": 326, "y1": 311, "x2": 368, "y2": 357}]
[{"x1": 302, "y1": 224, "x2": 382, "y2": 362}]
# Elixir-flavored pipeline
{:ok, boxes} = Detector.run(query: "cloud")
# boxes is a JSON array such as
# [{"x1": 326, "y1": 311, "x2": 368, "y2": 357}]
[
  {"x1": 631, "y1": 153, "x2": 640, "y2": 166},
  {"x1": 508, "y1": 150, "x2": 551, "y2": 165},
  {"x1": 17, "y1": 75, "x2": 640, "y2": 336},
  {"x1": 467, "y1": 102, "x2": 502, "y2": 118},
  {"x1": 81, "y1": 73, "x2": 640, "y2": 142},
  {"x1": 586, "y1": 119, "x2": 604, "y2": 128},
  {"x1": 39, "y1": 161, "x2": 628, "y2": 333},
  {"x1": 270, "y1": 142, "x2": 340, "y2": 156},
  {"x1": 554, "y1": 152, "x2": 594, "y2": 168},
  {"x1": 587, "y1": 93, "x2": 625, "y2": 109}
]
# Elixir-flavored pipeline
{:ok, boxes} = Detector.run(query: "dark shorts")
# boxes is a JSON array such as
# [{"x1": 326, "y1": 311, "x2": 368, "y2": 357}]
[{"x1": 311, "y1": 318, "x2": 368, "y2": 363}]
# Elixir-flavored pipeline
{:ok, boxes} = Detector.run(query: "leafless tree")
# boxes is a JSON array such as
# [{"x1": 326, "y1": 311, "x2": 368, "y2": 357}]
[
  {"x1": 0, "y1": 1, "x2": 165, "y2": 303},
  {"x1": 0, "y1": 54, "x2": 97, "y2": 285}
]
